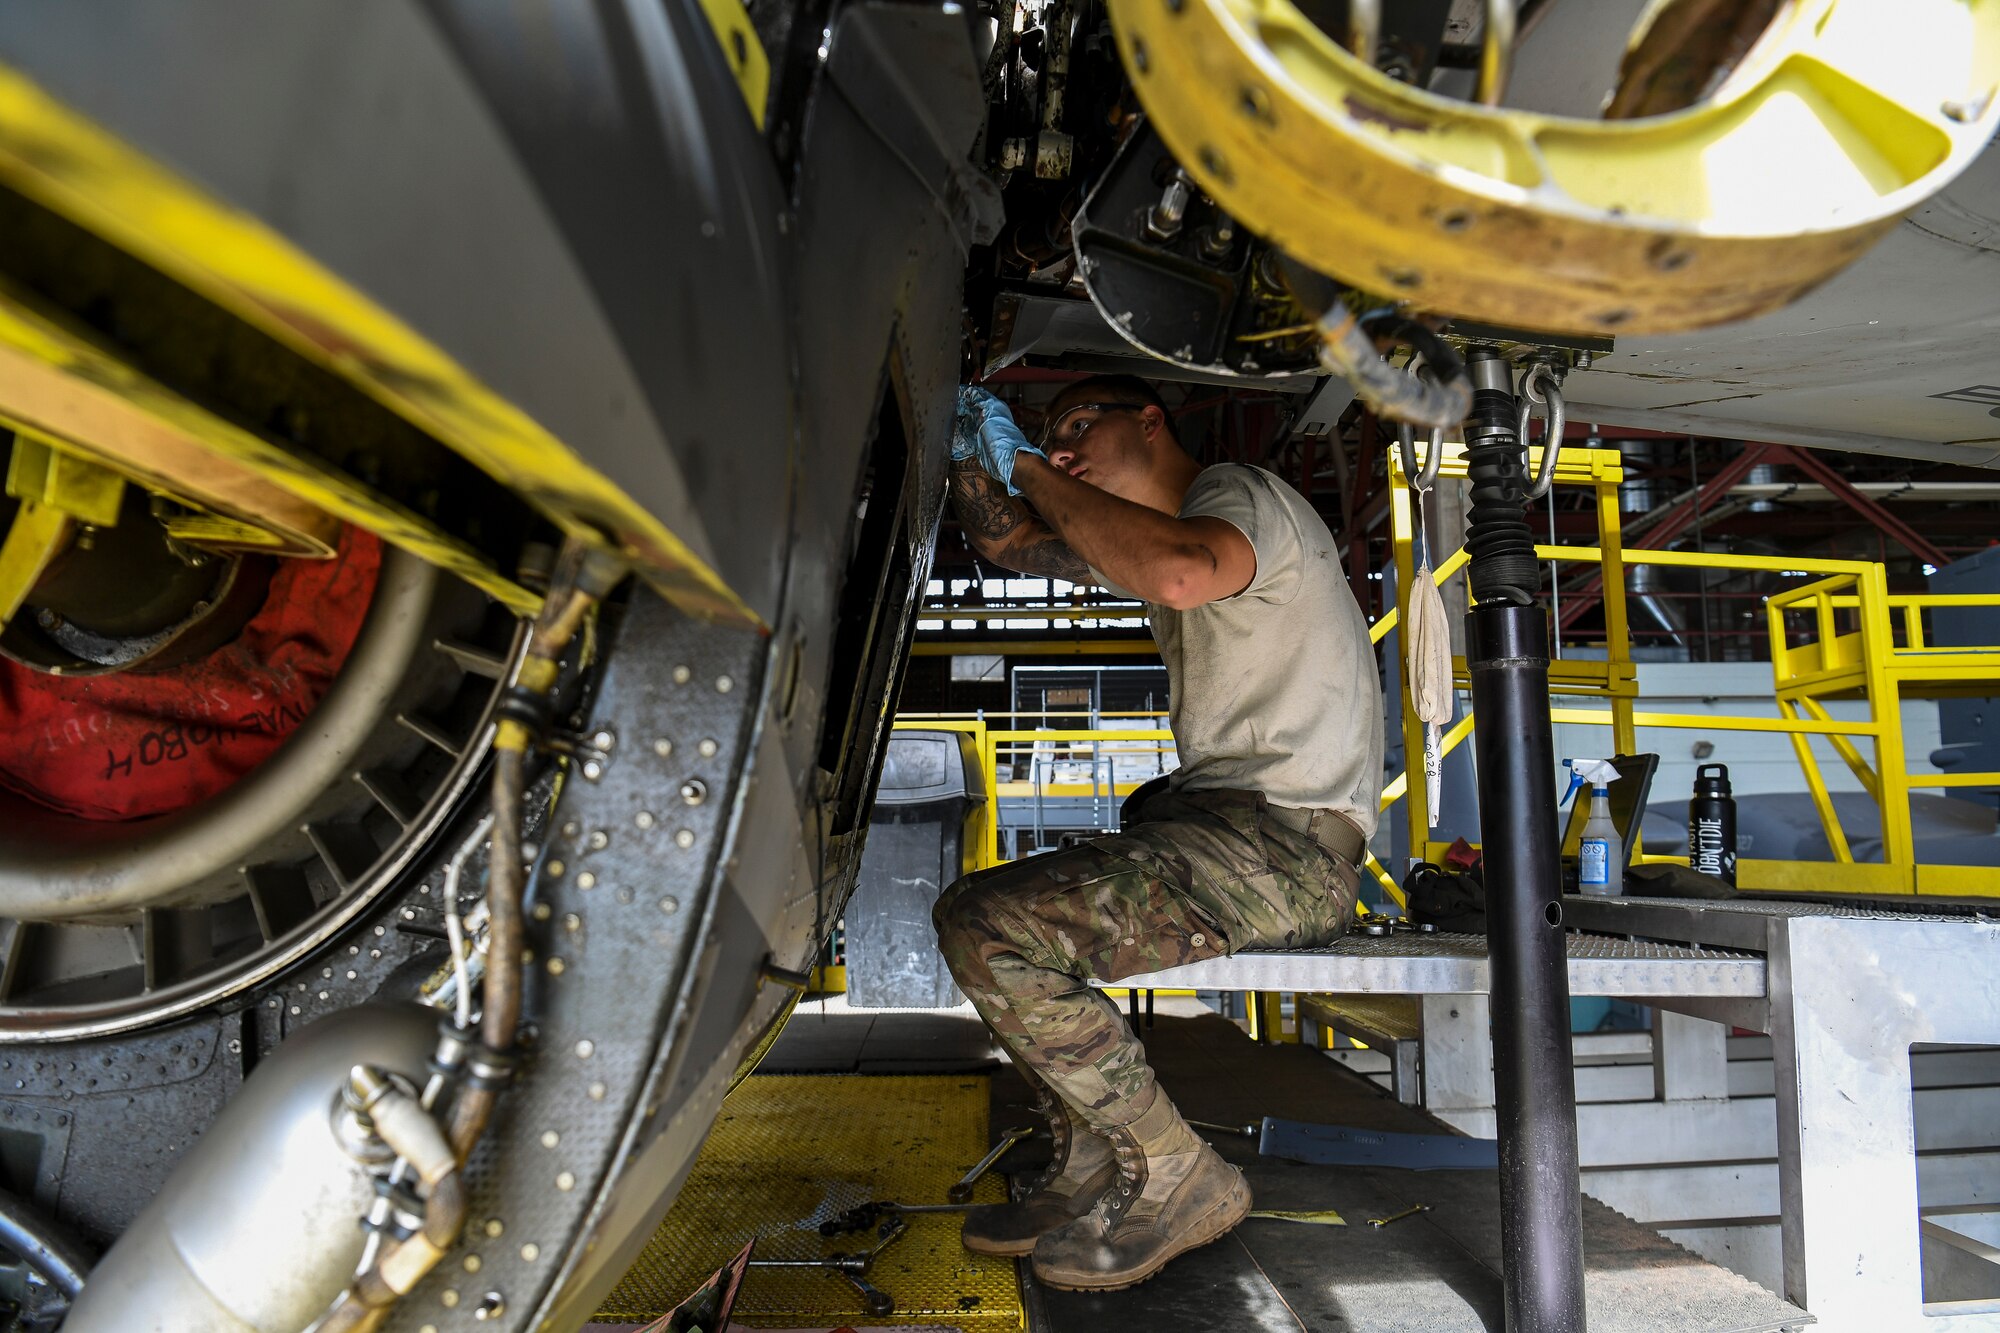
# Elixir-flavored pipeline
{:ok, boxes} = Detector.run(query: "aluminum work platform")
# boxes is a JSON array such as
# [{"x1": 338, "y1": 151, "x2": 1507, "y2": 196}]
[
  {"x1": 1111, "y1": 927, "x2": 1767, "y2": 999},
  {"x1": 1107, "y1": 896, "x2": 2000, "y2": 1333}
]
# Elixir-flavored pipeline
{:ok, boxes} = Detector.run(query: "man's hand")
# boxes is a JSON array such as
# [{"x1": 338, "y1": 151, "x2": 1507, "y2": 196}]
[{"x1": 955, "y1": 388, "x2": 1047, "y2": 496}]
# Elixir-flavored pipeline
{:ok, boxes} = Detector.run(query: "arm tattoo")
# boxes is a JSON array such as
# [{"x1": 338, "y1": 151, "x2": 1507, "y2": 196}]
[
  {"x1": 947, "y1": 462, "x2": 1026, "y2": 544},
  {"x1": 948, "y1": 461, "x2": 1088, "y2": 581},
  {"x1": 1014, "y1": 535, "x2": 1091, "y2": 583}
]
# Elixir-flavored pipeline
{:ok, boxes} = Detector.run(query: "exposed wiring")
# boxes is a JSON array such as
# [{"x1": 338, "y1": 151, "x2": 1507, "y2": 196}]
[
  {"x1": 1275, "y1": 258, "x2": 1471, "y2": 430},
  {"x1": 440, "y1": 813, "x2": 496, "y2": 1034},
  {"x1": 1236, "y1": 321, "x2": 1317, "y2": 343}
]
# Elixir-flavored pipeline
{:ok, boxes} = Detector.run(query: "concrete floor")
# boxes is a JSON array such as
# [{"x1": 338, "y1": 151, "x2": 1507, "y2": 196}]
[{"x1": 760, "y1": 999, "x2": 1809, "y2": 1332}]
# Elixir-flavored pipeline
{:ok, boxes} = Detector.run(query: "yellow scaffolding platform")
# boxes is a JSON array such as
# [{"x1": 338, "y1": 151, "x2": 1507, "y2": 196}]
[{"x1": 1382, "y1": 440, "x2": 2000, "y2": 899}]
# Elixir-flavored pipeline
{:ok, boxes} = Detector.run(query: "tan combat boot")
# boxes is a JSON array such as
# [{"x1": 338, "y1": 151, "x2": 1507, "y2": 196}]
[
  {"x1": 1029, "y1": 1088, "x2": 1252, "y2": 1290},
  {"x1": 960, "y1": 1088, "x2": 1117, "y2": 1257}
]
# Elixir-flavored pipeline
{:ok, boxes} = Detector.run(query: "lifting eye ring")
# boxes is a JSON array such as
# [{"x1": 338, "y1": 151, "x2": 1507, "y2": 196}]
[
  {"x1": 1396, "y1": 422, "x2": 1444, "y2": 495},
  {"x1": 1517, "y1": 365, "x2": 1567, "y2": 502}
]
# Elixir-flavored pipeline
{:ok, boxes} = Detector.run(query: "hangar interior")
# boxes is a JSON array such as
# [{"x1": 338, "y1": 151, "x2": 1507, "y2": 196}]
[{"x1": 0, "y1": 2, "x2": 1992, "y2": 1333}]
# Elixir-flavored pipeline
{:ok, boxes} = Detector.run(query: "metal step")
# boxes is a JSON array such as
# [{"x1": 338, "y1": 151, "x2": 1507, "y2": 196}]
[{"x1": 1298, "y1": 993, "x2": 1423, "y2": 1104}]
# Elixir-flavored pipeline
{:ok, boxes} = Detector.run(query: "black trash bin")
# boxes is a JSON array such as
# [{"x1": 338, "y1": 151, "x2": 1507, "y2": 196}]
[{"x1": 844, "y1": 729, "x2": 987, "y2": 1009}]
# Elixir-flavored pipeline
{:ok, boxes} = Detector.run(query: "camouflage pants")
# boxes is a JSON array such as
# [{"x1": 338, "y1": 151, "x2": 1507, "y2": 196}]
[{"x1": 933, "y1": 786, "x2": 1361, "y2": 1130}]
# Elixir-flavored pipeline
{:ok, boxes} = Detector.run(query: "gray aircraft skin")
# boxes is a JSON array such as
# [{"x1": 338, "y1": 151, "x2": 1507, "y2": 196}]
[
  {"x1": 0, "y1": 2, "x2": 984, "y2": 1327},
  {"x1": 0, "y1": 3, "x2": 1991, "y2": 1331}
]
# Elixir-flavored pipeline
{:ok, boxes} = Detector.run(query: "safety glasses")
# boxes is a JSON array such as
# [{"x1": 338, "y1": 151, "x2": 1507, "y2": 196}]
[{"x1": 1038, "y1": 402, "x2": 1143, "y2": 451}]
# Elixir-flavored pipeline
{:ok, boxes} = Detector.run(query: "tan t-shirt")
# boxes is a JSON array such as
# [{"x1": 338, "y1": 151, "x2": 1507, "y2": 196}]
[{"x1": 1093, "y1": 464, "x2": 1384, "y2": 833}]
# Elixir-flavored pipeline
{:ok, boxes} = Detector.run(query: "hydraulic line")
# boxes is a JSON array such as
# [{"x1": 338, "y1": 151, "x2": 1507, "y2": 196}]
[
  {"x1": 0, "y1": 1184, "x2": 92, "y2": 1303},
  {"x1": 311, "y1": 538, "x2": 623, "y2": 1333},
  {"x1": 1277, "y1": 258, "x2": 1472, "y2": 431}
]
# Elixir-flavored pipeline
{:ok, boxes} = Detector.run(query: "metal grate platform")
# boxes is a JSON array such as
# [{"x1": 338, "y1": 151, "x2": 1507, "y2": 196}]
[
  {"x1": 1563, "y1": 893, "x2": 1995, "y2": 952},
  {"x1": 1106, "y1": 928, "x2": 1766, "y2": 997},
  {"x1": 596, "y1": 1073, "x2": 1021, "y2": 1328}
]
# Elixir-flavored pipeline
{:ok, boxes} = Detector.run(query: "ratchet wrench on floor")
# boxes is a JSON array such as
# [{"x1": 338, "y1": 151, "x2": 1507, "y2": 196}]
[{"x1": 948, "y1": 1124, "x2": 1034, "y2": 1202}]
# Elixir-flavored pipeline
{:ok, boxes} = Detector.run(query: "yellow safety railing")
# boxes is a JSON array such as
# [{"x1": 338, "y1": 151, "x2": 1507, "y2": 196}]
[
  {"x1": 1761, "y1": 576, "x2": 2000, "y2": 893},
  {"x1": 1387, "y1": 442, "x2": 2000, "y2": 898},
  {"x1": 896, "y1": 446, "x2": 1999, "y2": 901},
  {"x1": 896, "y1": 716, "x2": 1414, "y2": 904}
]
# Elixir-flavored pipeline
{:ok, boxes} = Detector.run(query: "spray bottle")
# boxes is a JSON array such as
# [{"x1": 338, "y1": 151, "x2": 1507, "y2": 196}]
[{"x1": 1567, "y1": 759, "x2": 1623, "y2": 896}]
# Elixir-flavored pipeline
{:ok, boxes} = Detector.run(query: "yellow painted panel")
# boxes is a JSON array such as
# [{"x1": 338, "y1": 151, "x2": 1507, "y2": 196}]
[
  {"x1": 0, "y1": 65, "x2": 755, "y2": 625},
  {"x1": 1737, "y1": 858, "x2": 1908, "y2": 894}
]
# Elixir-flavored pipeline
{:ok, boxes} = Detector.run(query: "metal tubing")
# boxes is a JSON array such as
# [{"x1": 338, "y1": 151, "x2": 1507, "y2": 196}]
[
  {"x1": 0, "y1": 1186, "x2": 90, "y2": 1299},
  {"x1": 1469, "y1": 601, "x2": 1585, "y2": 1332}
]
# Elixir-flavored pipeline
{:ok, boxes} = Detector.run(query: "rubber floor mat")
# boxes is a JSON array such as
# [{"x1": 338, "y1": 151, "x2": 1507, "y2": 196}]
[{"x1": 596, "y1": 1073, "x2": 1022, "y2": 1329}]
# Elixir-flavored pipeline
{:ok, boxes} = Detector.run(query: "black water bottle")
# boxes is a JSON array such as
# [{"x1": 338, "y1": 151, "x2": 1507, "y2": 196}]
[{"x1": 1688, "y1": 763, "x2": 1737, "y2": 886}]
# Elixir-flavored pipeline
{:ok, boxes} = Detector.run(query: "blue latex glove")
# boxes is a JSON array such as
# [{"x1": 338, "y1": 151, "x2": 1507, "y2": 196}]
[{"x1": 953, "y1": 387, "x2": 1046, "y2": 496}]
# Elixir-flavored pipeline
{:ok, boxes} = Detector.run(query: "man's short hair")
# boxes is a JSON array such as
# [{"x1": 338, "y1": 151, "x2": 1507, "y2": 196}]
[
  {"x1": 1054, "y1": 373, "x2": 1170, "y2": 417},
  {"x1": 1050, "y1": 374, "x2": 1177, "y2": 442}
]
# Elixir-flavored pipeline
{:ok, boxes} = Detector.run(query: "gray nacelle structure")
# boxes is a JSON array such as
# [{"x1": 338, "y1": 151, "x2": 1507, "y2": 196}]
[{"x1": 0, "y1": 1, "x2": 990, "y2": 1329}]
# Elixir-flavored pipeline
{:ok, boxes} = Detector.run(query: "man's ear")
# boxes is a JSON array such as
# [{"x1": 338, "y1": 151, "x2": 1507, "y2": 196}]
[{"x1": 1141, "y1": 404, "x2": 1167, "y2": 440}]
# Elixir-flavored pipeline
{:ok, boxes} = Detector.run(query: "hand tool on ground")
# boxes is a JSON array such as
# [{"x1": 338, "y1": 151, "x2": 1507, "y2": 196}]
[
  {"x1": 947, "y1": 1124, "x2": 1034, "y2": 1202},
  {"x1": 817, "y1": 1199, "x2": 980, "y2": 1237},
  {"x1": 749, "y1": 1216, "x2": 905, "y2": 1316},
  {"x1": 1353, "y1": 908, "x2": 1437, "y2": 936},
  {"x1": 1188, "y1": 1118, "x2": 1259, "y2": 1139},
  {"x1": 1366, "y1": 1203, "x2": 1432, "y2": 1229}
]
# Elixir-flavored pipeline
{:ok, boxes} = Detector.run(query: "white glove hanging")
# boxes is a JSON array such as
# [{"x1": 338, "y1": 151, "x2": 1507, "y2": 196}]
[{"x1": 1400, "y1": 424, "x2": 1453, "y2": 831}]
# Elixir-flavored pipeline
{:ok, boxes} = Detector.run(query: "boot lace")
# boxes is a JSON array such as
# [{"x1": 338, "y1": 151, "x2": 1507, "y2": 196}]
[
  {"x1": 1100, "y1": 1130, "x2": 1146, "y2": 1224},
  {"x1": 1024, "y1": 1089, "x2": 1069, "y2": 1193}
]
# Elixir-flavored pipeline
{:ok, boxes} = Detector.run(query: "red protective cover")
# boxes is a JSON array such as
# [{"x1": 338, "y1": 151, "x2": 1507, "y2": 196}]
[{"x1": 0, "y1": 527, "x2": 382, "y2": 821}]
